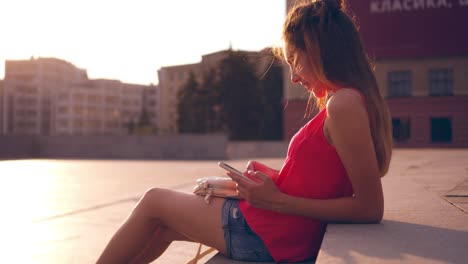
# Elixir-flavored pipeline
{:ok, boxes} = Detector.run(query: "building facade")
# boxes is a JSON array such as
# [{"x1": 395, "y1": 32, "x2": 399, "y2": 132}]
[
  {"x1": 143, "y1": 84, "x2": 159, "y2": 133},
  {"x1": 2, "y1": 57, "x2": 159, "y2": 135},
  {"x1": 157, "y1": 62, "x2": 200, "y2": 134},
  {"x1": 2, "y1": 57, "x2": 88, "y2": 134},
  {"x1": 284, "y1": 0, "x2": 468, "y2": 147}
]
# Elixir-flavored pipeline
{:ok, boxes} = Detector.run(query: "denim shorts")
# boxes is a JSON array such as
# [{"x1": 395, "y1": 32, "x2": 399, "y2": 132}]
[{"x1": 221, "y1": 199, "x2": 274, "y2": 262}]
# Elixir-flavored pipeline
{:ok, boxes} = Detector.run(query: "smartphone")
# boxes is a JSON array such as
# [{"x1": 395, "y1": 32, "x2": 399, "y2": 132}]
[{"x1": 218, "y1": 161, "x2": 254, "y2": 183}]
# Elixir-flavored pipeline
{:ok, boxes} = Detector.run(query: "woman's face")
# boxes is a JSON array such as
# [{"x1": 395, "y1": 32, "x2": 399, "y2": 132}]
[{"x1": 284, "y1": 46, "x2": 323, "y2": 97}]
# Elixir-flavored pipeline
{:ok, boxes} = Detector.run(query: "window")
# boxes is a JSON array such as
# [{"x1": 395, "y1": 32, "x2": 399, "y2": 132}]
[
  {"x1": 17, "y1": 85, "x2": 36, "y2": 94},
  {"x1": 73, "y1": 93, "x2": 85, "y2": 101},
  {"x1": 105, "y1": 96, "x2": 118, "y2": 104},
  {"x1": 431, "y1": 117, "x2": 452, "y2": 143},
  {"x1": 58, "y1": 93, "x2": 69, "y2": 100},
  {"x1": 73, "y1": 119, "x2": 84, "y2": 128},
  {"x1": 73, "y1": 105, "x2": 84, "y2": 115},
  {"x1": 87, "y1": 94, "x2": 99, "y2": 103},
  {"x1": 87, "y1": 119, "x2": 101, "y2": 129},
  {"x1": 429, "y1": 68, "x2": 453, "y2": 96},
  {"x1": 57, "y1": 106, "x2": 69, "y2": 114},
  {"x1": 388, "y1": 71, "x2": 412, "y2": 97},
  {"x1": 16, "y1": 74, "x2": 34, "y2": 82},
  {"x1": 58, "y1": 119, "x2": 69, "y2": 127},
  {"x1": 392, "y1": 118, "x2": 411, "y2": 142}
]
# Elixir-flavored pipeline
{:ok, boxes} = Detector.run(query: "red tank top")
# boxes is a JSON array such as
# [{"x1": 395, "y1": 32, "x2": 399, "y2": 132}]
[{"x1": 239, "y1": 107, "x2": 354, "y2": 262}]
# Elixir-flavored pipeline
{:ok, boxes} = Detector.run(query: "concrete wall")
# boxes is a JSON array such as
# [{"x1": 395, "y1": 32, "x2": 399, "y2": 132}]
[
  {"x1": 0, "y1": 135, "x2": 37, "y2": 159},
  {"x1": 0, "y1": 134, "x2": 228, "y2": 160},
  {"x1": 387, "y1": 96, "x2": 468, "y2": 147},
  {"x1": 227, "y1": 141, "x2": 289, "y2": 160}
]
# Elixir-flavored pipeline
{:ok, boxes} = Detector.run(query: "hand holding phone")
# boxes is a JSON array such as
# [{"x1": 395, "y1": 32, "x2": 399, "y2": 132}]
[{"x1": 218, "y1": 161, "x2": 255, "y2": 183}]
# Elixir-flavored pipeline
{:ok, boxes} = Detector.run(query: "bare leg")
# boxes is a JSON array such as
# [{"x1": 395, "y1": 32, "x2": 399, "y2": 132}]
[
  {"x1": 130, "y1": 226, "x2": 192, "y2": 264},
  {"x1": 96, "y1": 188, "x2": 226, "y2": 264},
  {"x1": 96, "y1": 197, "x2": 160, "y2": 263}
]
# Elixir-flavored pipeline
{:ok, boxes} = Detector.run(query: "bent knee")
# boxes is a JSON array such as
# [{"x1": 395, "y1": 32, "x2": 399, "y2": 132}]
[
  {"x1": 139, "y1": 187, "x2": 176, "y2": 212},
  {"x1": 141, "y1": 187, "x2": 169, "y2": 205},
  {"x1": 144, "y1": 187, "x2": 165, "y2": 199}
]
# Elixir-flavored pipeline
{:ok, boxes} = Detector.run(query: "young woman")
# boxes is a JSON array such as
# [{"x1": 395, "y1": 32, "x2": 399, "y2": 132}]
[{"x1": 96, "y1": 0, "x2": 393, "y2": 263}]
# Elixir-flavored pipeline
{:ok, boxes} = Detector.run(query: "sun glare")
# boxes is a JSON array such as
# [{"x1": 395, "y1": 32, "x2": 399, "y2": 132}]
[
  {"x1": 1, "y1": 0, "x2": 284, "y2": 85},
  {"x1": 0, "y1": 160, "x2": 62, "y2": 263}
]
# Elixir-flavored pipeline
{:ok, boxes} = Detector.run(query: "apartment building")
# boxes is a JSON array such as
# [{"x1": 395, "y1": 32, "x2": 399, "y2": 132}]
[
  {"x1": 2, "y1": 57, "x2": 159, "y2": 135},
  {"x1": 53, "y1": 80, "x2": 159, "y2": 135},
  {"x1": 2, "y1": 57, "x2": 88, "y2": 134},
  {"x1": 284, "y1": 0, "x2": 468, "y2": 147},
  {"x1": 143, "y1": 84, "x2": 159, "y2": 131},
  {"x1": 157, "y1": 49, "x2": 273, "y2": 134},
  {"x1": 157, "y1": 62, "x2": 200, "y2": 134}
]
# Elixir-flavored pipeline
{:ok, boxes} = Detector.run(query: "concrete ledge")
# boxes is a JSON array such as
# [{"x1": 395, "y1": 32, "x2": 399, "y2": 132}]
[
  {"x1": 206, "y1": 150, "x2": 468, "y2": 264},
  {"x1": 206, "y1": 253, "x2": 314, "y2": 264},
  {"x1": 317, "y1": 150, "x2": 468, "y2": 264}
]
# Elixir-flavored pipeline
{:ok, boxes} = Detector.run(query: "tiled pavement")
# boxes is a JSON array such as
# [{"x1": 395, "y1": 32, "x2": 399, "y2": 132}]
[
  {"x1": 0, "y1": 159, "x2": 281, "y2": 263},
  {"x1": 0, "y1": 149, "x2": 467, "y2": 263}
]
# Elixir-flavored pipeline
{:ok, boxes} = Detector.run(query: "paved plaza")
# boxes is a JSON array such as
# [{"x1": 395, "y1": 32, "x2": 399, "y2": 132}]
[{"x1": 0, "y1": 149, "x2": 467, "y2": 263}]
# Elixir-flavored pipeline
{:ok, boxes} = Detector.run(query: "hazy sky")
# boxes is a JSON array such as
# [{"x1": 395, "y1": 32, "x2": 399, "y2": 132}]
[{"x1": 1, "y1": 0, "x2": 286, "y2": 85}]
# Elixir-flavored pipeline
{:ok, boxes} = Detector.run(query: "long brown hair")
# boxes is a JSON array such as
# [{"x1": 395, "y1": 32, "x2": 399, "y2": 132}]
[{"x1": 274, "y1": 0, "x2": 392, "y2": 176}]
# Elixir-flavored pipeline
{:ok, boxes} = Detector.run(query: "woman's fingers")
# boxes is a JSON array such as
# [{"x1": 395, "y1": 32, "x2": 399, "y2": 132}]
[
  {"x1": 227, "y1": 172, "x2": 248, "y2": 186},
  {"x1": 228, "y1": 171, "x2": 255, "y2": 186},
  {"x1": 246, "y1": 160, "x2": 256, "y2": 172},
  {"x1": 250, "y1": 171, "x2": 269, "y2": 181}
]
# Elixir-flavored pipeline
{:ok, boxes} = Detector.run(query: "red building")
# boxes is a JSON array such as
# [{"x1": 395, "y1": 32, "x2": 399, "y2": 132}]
[{"x1": 284, "y1": 0, "x2": 468, "y2": 147}]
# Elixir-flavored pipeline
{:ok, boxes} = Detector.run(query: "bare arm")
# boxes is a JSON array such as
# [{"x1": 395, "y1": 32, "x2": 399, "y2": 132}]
[{"x1": 232, "y1": 90, "x2": 384, "y2": 223}]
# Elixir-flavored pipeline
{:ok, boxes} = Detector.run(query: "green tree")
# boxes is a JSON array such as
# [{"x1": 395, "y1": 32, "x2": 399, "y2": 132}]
[
  {"x1": 176, "y1": 50, "x2": 284, "y2": 140},
  {"x1": 134, "y1": 105, "x2": 155, "y2": 135},
  {"x1": 177, "y1": 70, "x2": 222, "y2": 133},
  {"x1": 137, "y1": 106, "x2": 151, "y2": 127},
  {"x1": 177, "y1": 72, "x2": 198, "y2": 133},
  {"x1": 200, "y1": 68, "x2": 223, "y2": 132},
  {"x1": 218, "y1": 51, "x2": 263, "y2": 140},
  {"x1": 258, "y1": 58, "x2": 284, "y2": 140}
]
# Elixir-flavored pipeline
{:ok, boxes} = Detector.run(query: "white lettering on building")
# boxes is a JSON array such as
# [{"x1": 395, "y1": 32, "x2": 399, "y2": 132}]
[
  {"x1": 460, "y1": 0, "x2": 468, "y2": 7},
  {"x1": 370, "y1": 0, "x2": 455, "y2": 13}
]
